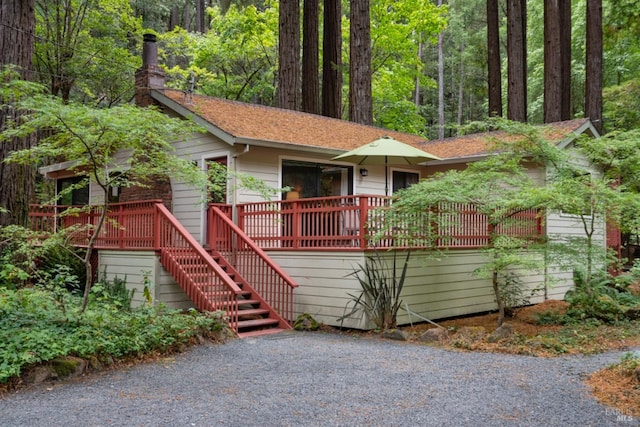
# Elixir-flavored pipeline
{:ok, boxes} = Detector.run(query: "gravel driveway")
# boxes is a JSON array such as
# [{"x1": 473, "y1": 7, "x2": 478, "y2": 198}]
[{"x1": 1, "y1": 331, "x2": 638, "y2": 427}]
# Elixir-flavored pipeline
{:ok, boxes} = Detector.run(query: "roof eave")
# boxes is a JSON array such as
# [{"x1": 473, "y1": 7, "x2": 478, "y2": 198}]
[
  {"x1": 234, "y1": 136, "x2": 345, "y2": 156},
  {"x1": 555, "y1": 119, "x2": 600, "y2": 150},
  {"x1": 150, "y1": 90, "x2": 236, "y2": 146}
]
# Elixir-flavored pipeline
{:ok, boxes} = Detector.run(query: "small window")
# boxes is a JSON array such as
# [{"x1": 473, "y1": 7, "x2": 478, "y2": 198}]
[
  {"x1": 57, "y1": 176, "x2": 89, "y2": 206},
  {"x1": 392, "y1": 170, "x2": 419, "y2": 193}
]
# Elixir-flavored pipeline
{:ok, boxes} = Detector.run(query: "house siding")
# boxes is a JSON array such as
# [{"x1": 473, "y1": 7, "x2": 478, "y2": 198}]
[
  {"x1": 98, "y1": 250, "x2": 192, "y2": 310},
  {"x1": 267, "y1": 248, "x2": 551, "y2": 329}
]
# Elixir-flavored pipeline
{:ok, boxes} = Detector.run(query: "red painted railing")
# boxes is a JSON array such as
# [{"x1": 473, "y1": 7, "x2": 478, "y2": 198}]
[
  {"x1": 235, "y1": 195, "x2": 390, "y2": 250},
  {"x1": 226, "y1": 196, "x2": 544, "y2": 250},
  {"x1": 29, "y1": 200, "x2": 159, "y2": 249},
  {"x1": 208, "y1": 206, "x2": 298, "y2": 323}
]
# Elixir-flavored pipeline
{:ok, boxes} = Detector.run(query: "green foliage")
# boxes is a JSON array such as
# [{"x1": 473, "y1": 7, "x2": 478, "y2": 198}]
[
  {"x1": 0, "y1": 225, "x2": 84, "y2": 290},
  {"x1": 563, "y1": 270, "x2": 640, "y2": 324},
  {"x1": 338, "y1": 250, "x2": 410, "y2": 330},
  {"x1": 0, "y1": 287, "x2": 228, "y2": 383},
  {"x1": 603, "y1": 80, "x2": 640, "y2": 133},
  {"x1": 161, "y1": 5, "x2": 278, "y2": 104},
  {"x1": 90, "y1": 272, "x2": 135, "y2": 311},
  {"x1": 34, "y1": 0, "x2": 143, "y2": 104},
  {"x1": 612, "y1": 351, "x2": 640, "y2": 376},
  {"x1": 498, "y1": 272, "x2": 531, "y2": 317}
]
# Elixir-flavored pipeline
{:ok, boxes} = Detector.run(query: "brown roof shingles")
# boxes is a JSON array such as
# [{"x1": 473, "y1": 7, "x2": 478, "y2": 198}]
[
  {"x1": 161, "y1": 89, "x2": 591, "y2": 161},
  {"x1": 162, "y1": 89, "x2": 425, "y2": 152}
]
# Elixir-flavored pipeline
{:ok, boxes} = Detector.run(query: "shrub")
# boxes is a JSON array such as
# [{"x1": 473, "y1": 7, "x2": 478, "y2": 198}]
[
  {"x1": 338, "y1": 250, "x2": 410, "y2": 330},
  {"x1": 563, "y1": 270, "x2": 640, "y2": 324},
  {"x1": 0, "y1": 287, "x2": 228, "y2": 383}
]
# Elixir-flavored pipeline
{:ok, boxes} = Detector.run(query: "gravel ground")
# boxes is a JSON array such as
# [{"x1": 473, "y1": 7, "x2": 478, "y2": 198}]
[{"x1": 1, "y1": 331, "x2": 638, "y2": 427}]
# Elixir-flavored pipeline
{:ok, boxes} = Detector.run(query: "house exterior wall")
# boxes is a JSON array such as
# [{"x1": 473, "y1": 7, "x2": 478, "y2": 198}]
[
  {"x1": 267, "y1": 248, "x2": 550, "y2": 329},
  {"x1": 98, "y1": 250, "x2": 192, "y2": 310}
]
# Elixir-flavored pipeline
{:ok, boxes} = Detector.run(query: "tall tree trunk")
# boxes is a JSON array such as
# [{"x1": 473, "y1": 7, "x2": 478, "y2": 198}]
[
  {"x1": 437, "y1": 0, "x2": 444, "y2": 139},
  {"x1": 487, "y1": 0, "x2": 502, "y2": 117},
  {"x1": 183, "y1": 0, "x2": 191, "y2": 32},
  {"x1": 278, "y1": 0, "x2": 301, "y2": 110},
  {"x1": 457, "y1": 44, "x2": 465, "y2": 128},
  {"x1": 195, "y1": 0, "x2": 205, "y2": 33},
  {"x1": 0, "y1": 0, "x2": 36, "y2": 227},
  {"x1": 302, "y1": 0, "x2": 320, "y2": 114},
  {"x1": 322, "y1": 0, "x2": 342, "y2": 118},
  {"x1": 169, "y1": 6, "x2": 180, "y2": 31},
  {"x1": 545, "y1": 0, "x2": 571, "y2": 123},
  {"x1": 585, "y1": 0, "x2": 603, "y2": 134},
  {"x1": 560, "y1": 0, "x2": 571, "y2": 120},
  {"x1": 507, "y1": 0, "x2": 527, "y2": 122},
  {"x1": 349, "y1": 0, "x2": 372, "y2": 125},
  {"x1": 544, "y1": 0, "x2": 562, "y2": 123}
]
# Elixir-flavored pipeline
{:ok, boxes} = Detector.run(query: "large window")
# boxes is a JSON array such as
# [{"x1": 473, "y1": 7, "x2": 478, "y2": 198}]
[
  {"x1": 57, "y1": 176, "x2": 89, "y2": 206},
  {"x1": 282, "y1": 160, "x2": 353, "y2": 199}
]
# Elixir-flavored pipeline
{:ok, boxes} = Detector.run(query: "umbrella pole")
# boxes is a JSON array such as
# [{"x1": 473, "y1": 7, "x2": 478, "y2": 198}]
[{"x1": 385, "y1": 156, "x2": 389, "y2": 196}]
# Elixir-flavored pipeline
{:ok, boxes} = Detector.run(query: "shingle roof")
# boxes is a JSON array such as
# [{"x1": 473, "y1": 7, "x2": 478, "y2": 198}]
[
  {"x1": 159, "y1": 89, "x2": 593, "y2": 161},
  {"x1": 420, "y1": 118, "x2": 593, "y2": 160},
  {"x1": 161, "y1": 89, "x2": 425, "y2": 151}
]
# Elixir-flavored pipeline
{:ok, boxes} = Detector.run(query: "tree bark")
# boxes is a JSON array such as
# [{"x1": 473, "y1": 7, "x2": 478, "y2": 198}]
[
  {"x1": 544, "y1": 0, "x2": 562, "y2": 123},
  {"x1": 278, "y1": 0, "x2": 301, "y2": 111},
  {"x1": 322, "y1": 0, "x2": 342, "y2": 118},
  {"x1": 507, "y1": 0, "x2": 527, "y2": 122},
  {"x1": 486, "y1": 0, "x2": 502, "y2": 117},
  {"x1": 349, "y1": 0, "x2": 373, "y2": 125},
  {"x1": 195, "y1": 0, "x2": 206, "y2": 33},
  {"x1": 0, "y1": 0, "x2": 36, "y2": 227},
  {"x1": 302, "y1": 0, "x2": 320, "y2": 114},
  {"x1": 437, "y1": 0, "x2": 444, "y2": 139},
  {"x1": 585, "y1": 0, "x2": 603, "y2": 134},
  {"x1": 544, "y1": 0, "x2": 572, "y2": 123},
  {"x1": 559, "y1": 0, "x2": 571, "y2": 120}
]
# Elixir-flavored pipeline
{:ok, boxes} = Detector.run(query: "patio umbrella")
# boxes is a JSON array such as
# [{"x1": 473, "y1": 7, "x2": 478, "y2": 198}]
[{"x1": 332, "y1": 136, "x2": 441, "y2": 195}]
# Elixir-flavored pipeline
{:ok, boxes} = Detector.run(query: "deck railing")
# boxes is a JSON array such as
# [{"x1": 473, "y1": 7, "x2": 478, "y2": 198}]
[
  {"x1": 208, "y1": 206, "x2": 298, "y2": 323},
  {"x1": 224, "y1": 195, "x2": 544, "y2": 250},
  {"x1": 30, "y1": 196, "x2": 544, "y2": 253}
]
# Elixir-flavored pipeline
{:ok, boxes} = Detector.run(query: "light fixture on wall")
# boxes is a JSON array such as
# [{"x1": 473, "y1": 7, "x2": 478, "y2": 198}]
[{"x1": 359, "y1": 168, "x2": 368, "y2": 177}]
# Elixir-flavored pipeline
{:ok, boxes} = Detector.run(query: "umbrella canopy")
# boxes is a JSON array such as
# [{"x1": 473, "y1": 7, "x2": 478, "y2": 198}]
[{"x1": 332, "y1": 136, "x2": 440, "y2": 194}]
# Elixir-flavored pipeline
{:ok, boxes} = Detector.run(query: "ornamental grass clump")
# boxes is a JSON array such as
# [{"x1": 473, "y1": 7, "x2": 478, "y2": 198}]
[{"x1": 338, "y1": 250, "x2": 410, "y2": 331}]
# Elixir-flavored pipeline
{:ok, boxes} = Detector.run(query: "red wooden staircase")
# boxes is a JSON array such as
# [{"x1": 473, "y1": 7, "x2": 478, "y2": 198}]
[{"x1": 156, "y1": 203, "x2": 296, "y2": 337}]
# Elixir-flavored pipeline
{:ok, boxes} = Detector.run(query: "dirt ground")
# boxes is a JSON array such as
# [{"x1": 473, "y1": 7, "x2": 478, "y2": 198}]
[{"x1": 398, "y1": 300, "x2": 640, "y2": 418}]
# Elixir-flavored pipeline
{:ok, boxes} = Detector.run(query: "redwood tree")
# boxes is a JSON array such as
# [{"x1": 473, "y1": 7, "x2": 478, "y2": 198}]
[
  {"x1": 544, "y1": 0, "x2": 571, "y2": 123},
  {"x1": 507, "y1": 0, "x2": 527, "y2": 122},
  {"x1": 487, "y1": 0, "x2": 502, "y2": 117},
  {"x1": 349, "y1": 0, "x2": 373, "y2": 125},
  {"x1": 322, "y1": 0, "x2": 342, "y2": 118},
  {"x1": 302, "y1": 0, "x2": 320, "y2": 114},
  {"x1": 278, "y1": 0, "x2": 301, "y2": 111},
  {"x1": 0, "y1": 0, "x2": 36, "y2": 227},
  {"x1": 585, "y1": 0, "x2": 603, "y2": 134}
]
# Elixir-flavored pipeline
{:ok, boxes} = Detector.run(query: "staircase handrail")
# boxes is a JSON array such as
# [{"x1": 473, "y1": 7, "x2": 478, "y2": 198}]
[
  {"x1": 155, "y1": 203, "x2": 242, "y2": 293},
  {"x1": 210, "y1": 206, "x2": 299, "y2": 290}
]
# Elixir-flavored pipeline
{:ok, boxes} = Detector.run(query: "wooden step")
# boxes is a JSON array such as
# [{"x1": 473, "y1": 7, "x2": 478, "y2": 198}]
[
  {"x1": 237, "y1": 298, "x2": 260, "y2": 306},
  {"x1": 236, "y1": 317, "x2": 279, "y2": 330},
  {"x1": 237, "y1": 308, "x2": 270, "y2": 318}
]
